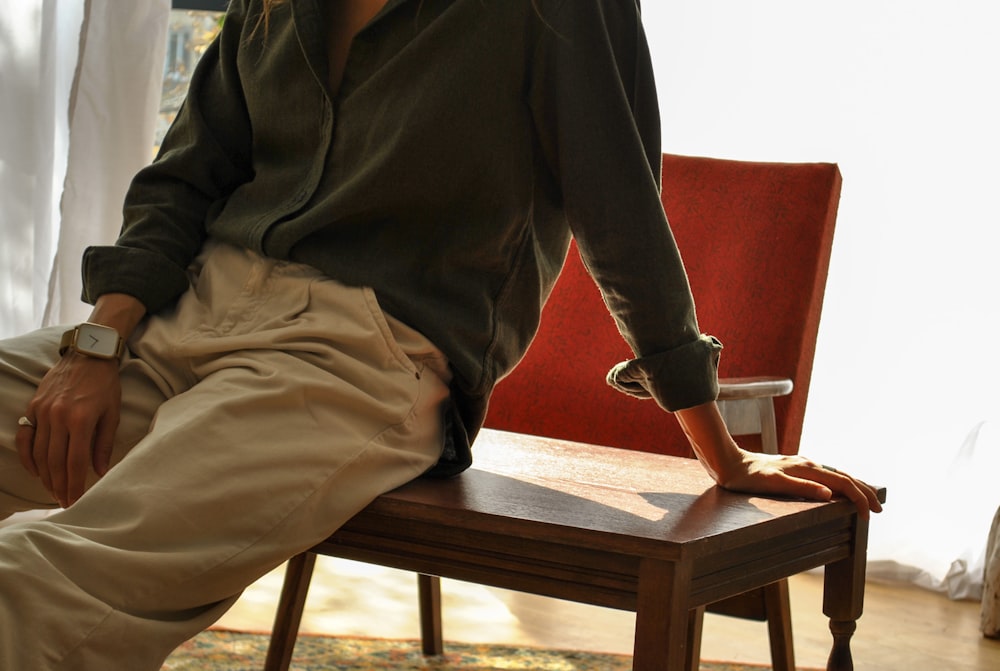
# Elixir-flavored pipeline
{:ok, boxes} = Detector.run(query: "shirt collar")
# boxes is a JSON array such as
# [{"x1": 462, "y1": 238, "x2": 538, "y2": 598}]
[{"x1": 290, "y1": 0, "x2": 418, "y2": 99}]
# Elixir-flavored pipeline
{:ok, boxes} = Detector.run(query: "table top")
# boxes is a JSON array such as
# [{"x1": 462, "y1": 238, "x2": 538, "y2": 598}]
[{"x1": 368, "y1": 429, "x2": 866, "y2": 557}]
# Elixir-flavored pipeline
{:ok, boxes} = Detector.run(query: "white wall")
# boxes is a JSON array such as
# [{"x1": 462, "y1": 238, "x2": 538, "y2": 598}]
[{"x1": 643, "y1": 1, "x2": 1000, "y2": 597}]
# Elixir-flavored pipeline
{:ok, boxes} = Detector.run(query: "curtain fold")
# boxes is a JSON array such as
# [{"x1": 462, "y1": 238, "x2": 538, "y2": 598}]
[
  {"x1": 0, "y1": 0, "x2": 169, "y2": 339},
  {"x1": 0, "y1": 1, "x2": 81, "y2": 337}
]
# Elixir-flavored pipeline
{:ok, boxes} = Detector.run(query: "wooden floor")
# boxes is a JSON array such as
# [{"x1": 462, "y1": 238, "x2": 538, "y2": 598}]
[{"x1": 218, "y1": 557, "x2": 1000, "y2": 671}]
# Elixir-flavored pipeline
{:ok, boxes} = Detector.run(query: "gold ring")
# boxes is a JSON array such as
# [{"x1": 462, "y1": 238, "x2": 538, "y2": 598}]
[{"x1": 17, "y1": 416, "x2": 35, "y2": 429}]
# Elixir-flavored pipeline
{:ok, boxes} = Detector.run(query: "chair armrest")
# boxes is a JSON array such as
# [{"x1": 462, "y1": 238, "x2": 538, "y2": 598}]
[
  {"x1": 717, "y1": 377, "x2": 792, "y2": 454},
  {"x1": 718, "y1": 376, "x2": 793, "y2": 400}
]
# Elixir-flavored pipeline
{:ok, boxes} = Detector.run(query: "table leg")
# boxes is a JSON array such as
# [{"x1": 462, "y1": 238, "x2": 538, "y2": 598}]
[
  {"x1": 822, "y1": 514, "x2": 872, "y2": 671},
  {"x1": 633, "y1": 558, "x2": 692, "y2": 670},
  {"x1": 417, "y1": 574, "x2": 444, "y2": 655},
  {"x1": 828, "y1": 619, "x2": 857, "y2": 671},
  {"x1": 685, "y1": 606, "x2": 706, "y2": 671},
  {"x1": 264, "y1": 552, "x2": 318, "y2": 671}
]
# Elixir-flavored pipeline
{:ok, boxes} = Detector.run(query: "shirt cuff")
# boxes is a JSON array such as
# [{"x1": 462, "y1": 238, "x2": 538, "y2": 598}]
[
  {"x1": 81, "y1": 245, "x2": 191, "y2": 314},
  {"x1": 606, "y1": 335, "x2": 723, "y2": 412}
]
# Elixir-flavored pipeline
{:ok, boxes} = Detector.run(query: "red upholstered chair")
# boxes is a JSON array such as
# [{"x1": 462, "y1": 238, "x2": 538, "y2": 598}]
[
  {"x1": 420, "y1": 152, "x2": 841, "y2": 670},
  {"x1": 487, "y1": 152, "x2": 838, "y2": 461},
  {"x1": 264, "y1": 153, "x2": 842, "y2": 671}
]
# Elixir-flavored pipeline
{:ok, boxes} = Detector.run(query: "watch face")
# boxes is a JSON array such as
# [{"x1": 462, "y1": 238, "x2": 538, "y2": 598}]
[{"x1": 76, "y1": 323, "x2": 120, "y2": 358}]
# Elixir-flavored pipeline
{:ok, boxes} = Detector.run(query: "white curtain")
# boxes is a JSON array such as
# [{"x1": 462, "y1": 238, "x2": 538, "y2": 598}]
[
  {"x1": 0, "y1": 0, "x2": 169, "y2": 339},
  {"x1": 643, "y1": 1, "x2": 1000, "y2": 600}
]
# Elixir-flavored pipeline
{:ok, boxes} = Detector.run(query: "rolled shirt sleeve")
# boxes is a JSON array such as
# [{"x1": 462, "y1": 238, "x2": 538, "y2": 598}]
[
  {"x1": 607, "y1": 335, "x2": 723, "y2": 411},
  {"x1": 81, "y1": 0, "x2": 255, "y2": 313},
  {"x1": 81, "y1": 246, "x2": 192, "y2": 314}
]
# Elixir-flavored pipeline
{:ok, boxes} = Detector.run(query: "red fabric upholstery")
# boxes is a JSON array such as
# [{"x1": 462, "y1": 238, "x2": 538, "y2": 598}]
[{"x1": 484, "y1": 153, "x2": 841, "y2": 457}]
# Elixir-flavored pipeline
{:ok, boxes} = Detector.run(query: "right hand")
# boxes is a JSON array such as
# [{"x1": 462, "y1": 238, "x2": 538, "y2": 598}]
[
  {"x1": 13, "y1": 292, "x2": 145, "y2": 508},
  {"x1": 15, "y1": 352, "x2": 123, "y2": 508}
]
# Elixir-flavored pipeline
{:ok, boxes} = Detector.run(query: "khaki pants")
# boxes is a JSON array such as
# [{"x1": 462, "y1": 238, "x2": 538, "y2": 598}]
[{"x1": 0, "y1": 242, "x2": 451, "y2": 670}]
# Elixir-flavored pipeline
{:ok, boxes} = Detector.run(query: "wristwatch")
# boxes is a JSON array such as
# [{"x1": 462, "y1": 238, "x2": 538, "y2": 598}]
[{"x1": 59, "y1": 322, "x2": 126, "y2": 360}]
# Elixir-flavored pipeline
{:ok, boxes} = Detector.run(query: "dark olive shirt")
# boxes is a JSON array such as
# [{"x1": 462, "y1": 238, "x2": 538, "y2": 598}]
[{"x1": 82, "y1": 0, "x2": 722, "y2": 475}]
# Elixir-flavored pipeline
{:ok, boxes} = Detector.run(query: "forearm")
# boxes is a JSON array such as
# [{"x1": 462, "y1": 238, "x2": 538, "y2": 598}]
[{"x1": 674, "y1": 401, "x2": 746, "y2": 485}]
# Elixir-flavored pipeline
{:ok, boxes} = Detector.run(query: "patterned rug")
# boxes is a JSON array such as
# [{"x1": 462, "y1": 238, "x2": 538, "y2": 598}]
[{"x1": 161, "y1": 629, "x2": 781, "y2": 670}]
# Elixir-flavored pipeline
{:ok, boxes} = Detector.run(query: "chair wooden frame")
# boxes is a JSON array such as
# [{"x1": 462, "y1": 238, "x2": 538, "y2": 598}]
[
  {"x1": 416, "y1": 375, "x2": 800, "y2": 670},
  {"x1": 263, "y1": 377, "x2": 799, "y2": 671},
  {"x1": 264, "y1": 429, "x2": 883, "y2": 671}
]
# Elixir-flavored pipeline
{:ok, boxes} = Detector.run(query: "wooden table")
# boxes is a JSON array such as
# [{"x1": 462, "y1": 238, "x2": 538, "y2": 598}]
[{"x1": 312, "y1": 429, "x2": 881, "y2": 670}]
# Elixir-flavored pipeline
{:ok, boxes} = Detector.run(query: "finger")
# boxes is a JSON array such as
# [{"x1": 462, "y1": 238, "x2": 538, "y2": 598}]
[
  {"x1": 33, "y1": 417, "x2": 56, "y2": 501},
  {"x1": 726, "y1": 465, "x2": 834, "y2": 503},
  {"x1": 44, "y1": 421, "x2": 71, "y2": 508},
  {"x1": 770, "y1": 473, "x2": 834, "y2": 503},
  {"x1": 854, "y1": 477, "x2": 883, "y2": 513},
  {"x1": 808, "y1": 467, "x2": 878, "y2": 519},
  {"x1": 92, "y1": 407, "x2": 120, "y2": 478},
  {"x1": 14, "y1": 421, "x2": 39, "y2": 476},
  {"x1": 66, "y1": 423, "x2": 96, "y2": 507},
  {"x1": 832, "y1": 473, "x2": 882, "y2": 514}
]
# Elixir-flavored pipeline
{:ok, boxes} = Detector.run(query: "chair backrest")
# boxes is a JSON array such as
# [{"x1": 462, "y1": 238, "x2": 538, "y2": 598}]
[{"x1": 484, "y1": 152, "x2": 842, "y2": 457}]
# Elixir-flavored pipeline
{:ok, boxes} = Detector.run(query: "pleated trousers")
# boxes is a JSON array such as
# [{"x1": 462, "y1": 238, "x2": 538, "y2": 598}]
[{"x1": 0, "y1": 241, "x2": 451, "y2": 670}]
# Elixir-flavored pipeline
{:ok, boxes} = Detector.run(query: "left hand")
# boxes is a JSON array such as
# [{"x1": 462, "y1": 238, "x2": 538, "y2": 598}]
[
  {"x1": 716, "y1": 450, "x2": 883, "y2": 519},
  {"x1": 675, "y1": 401, "x2": 883, "y2": 519}
]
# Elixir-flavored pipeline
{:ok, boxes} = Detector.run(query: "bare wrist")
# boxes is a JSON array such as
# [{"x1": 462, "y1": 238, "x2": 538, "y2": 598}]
[
  {"x1": 674, "y1": 401, "x2": 746, "y2": 484},
  {"x1": 87, "y1": 293, "x2": 147, "y2": 341}
]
